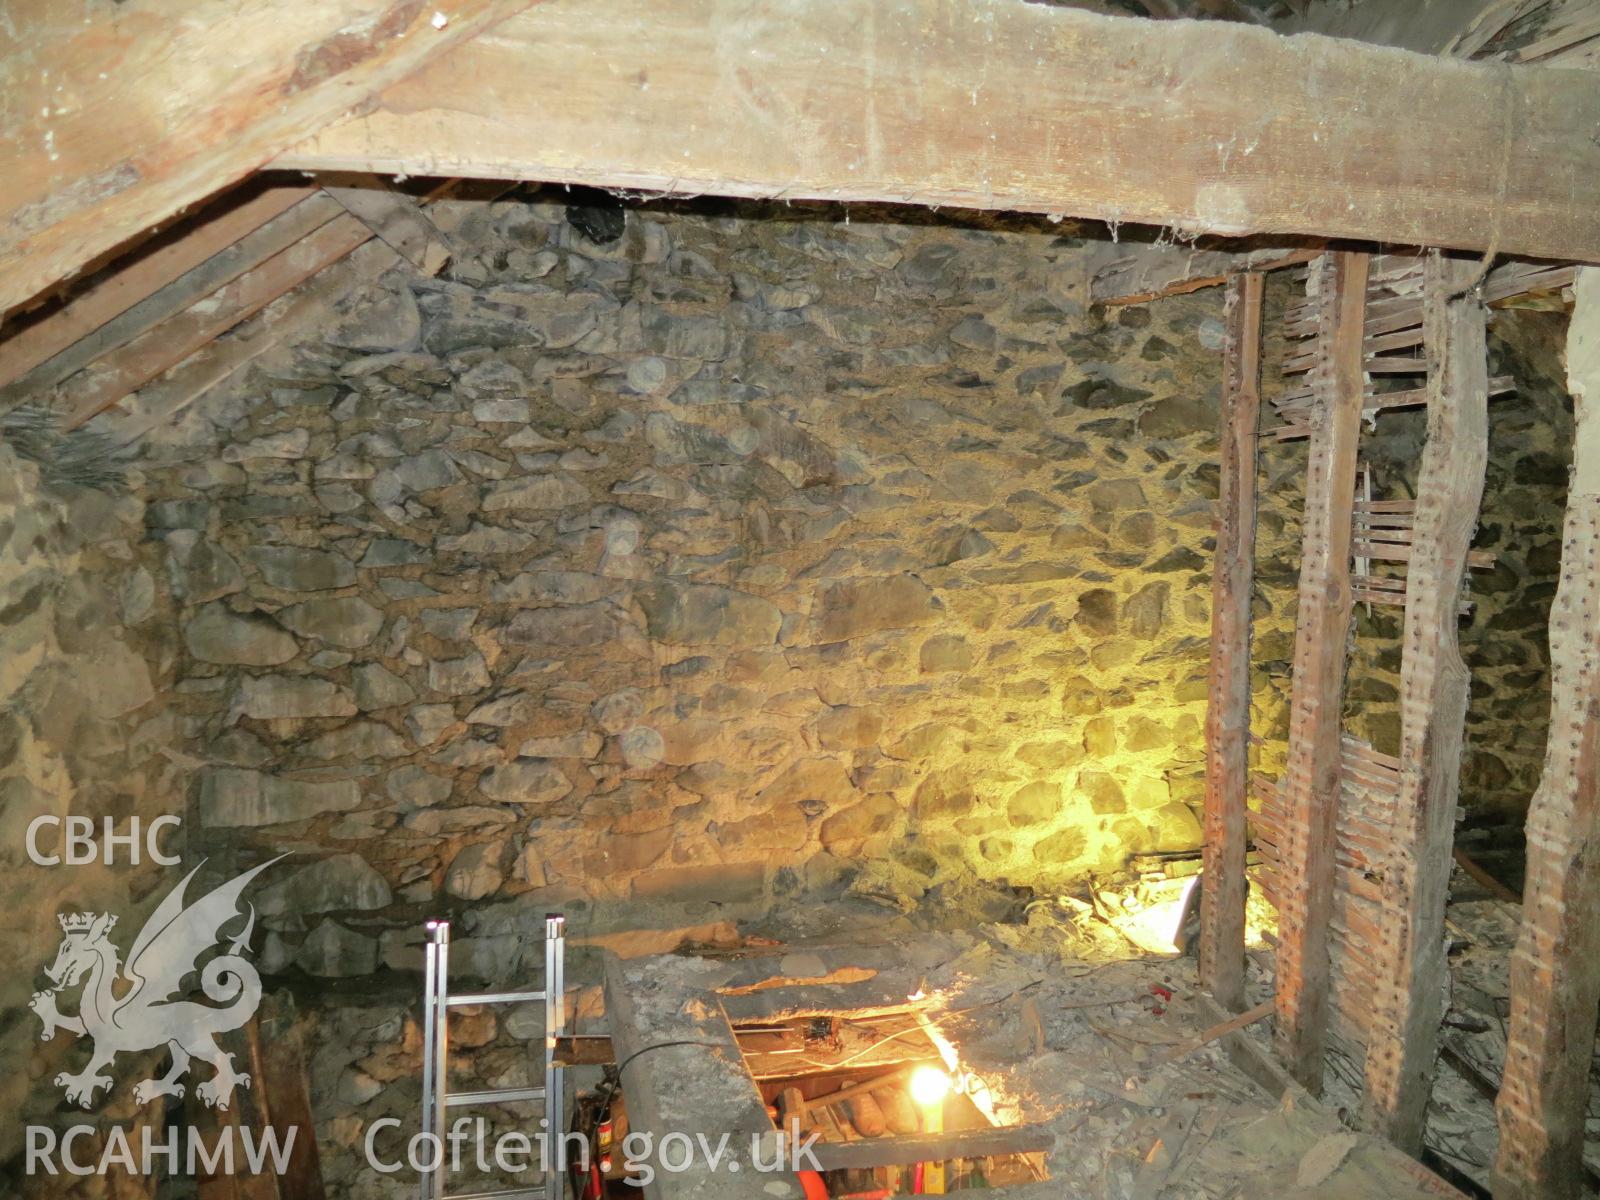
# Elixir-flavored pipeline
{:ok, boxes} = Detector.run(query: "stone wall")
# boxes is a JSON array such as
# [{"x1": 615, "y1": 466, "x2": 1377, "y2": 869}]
[
  {"x1": 0, "y1": 438, "x2": 178, "y2": 1175},
  {"x1": 127, "y1": 193, "x2": 1231, "y2": 978}
]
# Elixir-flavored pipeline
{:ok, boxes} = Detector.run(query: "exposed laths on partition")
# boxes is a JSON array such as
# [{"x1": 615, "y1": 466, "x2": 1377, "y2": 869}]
[
  {"x1": 1360, "y1": 252, "x2": 1489, "y2": 1151},
  {"x1": 1272, "y1": 250, "x2": 1369, "y2": 1093}
]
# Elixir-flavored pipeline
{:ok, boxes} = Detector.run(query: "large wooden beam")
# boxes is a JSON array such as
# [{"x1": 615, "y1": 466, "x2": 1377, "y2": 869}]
[
  {"x1": 1273, "y1": 251, "x2": 1369, "y2": 1094},
  {"x1": 1493, "y1": 266, "x2": 1600, "y2": 1200},
  {"x1": 1200, "y1": 271, "x2": 1265, "y2": 1014},
  {"x1": 0, "y1": 0, "x2": 532, "y2": 323},
  {"x1": 603, "y1": 954, "x2": 804, "y2": 1200},
  {"x1": 278, "y1": 0, "x2": 1600, "y2": 263},
  {"x1": 1360, "y1": 252, "x2": 1489, "y2": 1152}
]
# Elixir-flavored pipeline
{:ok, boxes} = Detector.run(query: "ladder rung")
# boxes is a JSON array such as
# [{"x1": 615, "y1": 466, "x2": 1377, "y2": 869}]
[
  {"x1": 444, "y1": 1189, "x2": 547, "y2": 1200},
  {"x1": 448, "y1": 990, "x2": 546, "y2": 1007},
  {"x1": 445, "y1": 1086, "x2": 547, "y2": 1108}
]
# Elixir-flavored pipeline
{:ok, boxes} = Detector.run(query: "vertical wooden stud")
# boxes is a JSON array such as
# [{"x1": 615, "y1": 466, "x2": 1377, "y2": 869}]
[
  {"x1": 1361, "y1": 251, "x2": 1489, "y2": 1151},
  {"x1": 1201, "y1": 270, "x2": 1266, "y2": 1013},
  {"x1": 1273, "y1": 249, "x2": 1369, "y2": 1093},
  {"x1": 1493, "y1": 266, "x2": 1600, "y2": 1200}
]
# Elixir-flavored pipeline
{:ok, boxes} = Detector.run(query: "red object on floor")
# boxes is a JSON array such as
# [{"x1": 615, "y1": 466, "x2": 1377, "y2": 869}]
[
  {"x1": 797, "y1": 1169, "x2": 829, "y2": 1199},
  {"x1": 1148, "y1": 983, "x2": 1173, "y2": 1015}
]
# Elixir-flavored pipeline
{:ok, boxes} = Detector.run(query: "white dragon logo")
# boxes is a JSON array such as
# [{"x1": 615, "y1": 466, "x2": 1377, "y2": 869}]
[{"x1": 29, "y1": 857, "x2": 283, "y2": 1111}]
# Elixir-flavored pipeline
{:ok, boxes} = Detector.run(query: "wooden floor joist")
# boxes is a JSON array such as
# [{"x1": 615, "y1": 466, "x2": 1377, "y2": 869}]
[
  {"x1": 1493, "y1": 266, "x2": 1600, "y2": 1200},
  {"x1": 1273, "y1": 251, "x2": 1370, "y2": 1094},
  {"x1": 1359, "y1": 252, "x2": 1490, "y2": 1153},
  {"x1": 276, "y1": 0, "x2": 1600, "y2": 265},
  {"x1": 1200, "y1": 271, "x2": 1265, "y2": 1014}
]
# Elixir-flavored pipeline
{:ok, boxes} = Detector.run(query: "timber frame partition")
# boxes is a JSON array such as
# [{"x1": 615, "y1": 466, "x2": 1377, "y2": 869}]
[{"x1": 1194, "y1": 253, "x2": 1600, "y2": 1198}]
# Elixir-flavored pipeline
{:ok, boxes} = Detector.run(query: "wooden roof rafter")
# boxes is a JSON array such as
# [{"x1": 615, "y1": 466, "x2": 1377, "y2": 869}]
[{"x1": 0, "y1": 0, "x2": 537, "y2": 325}]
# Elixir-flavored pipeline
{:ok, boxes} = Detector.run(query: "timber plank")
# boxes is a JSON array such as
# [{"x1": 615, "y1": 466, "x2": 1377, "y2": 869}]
[
  {"x1": 55, "y1": 210, "x2": 375, "y2": 429},
  {"x1": 1, "y1": 191, "x2": 346, "y2": 410},
  {"x1": 324, "y1": 178, "x2": 453, "y2": 275},
  {"x1": 808, "y1": 1123, "x2": 1056, "y2": 1172},
  {"x1": 0, "y1": 182, "x2": 312, "y2": 388}
]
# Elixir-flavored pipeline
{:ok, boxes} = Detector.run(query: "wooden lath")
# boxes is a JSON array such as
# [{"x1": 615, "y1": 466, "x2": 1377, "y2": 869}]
[
  {"x1": 1251, "y1": 732, "x2": 1406, "y2": 1054},
  {"x1": 1279, "y1": 260, "x2": 1576, "y2": 377},
  {"x1": 1348, "y1": 501, "x2": 1497, "y2": 569},
  {"x1": 1253, "y1": 243, "x2": 1502, "y2": 1154},
  {"x1": 1267, "y1": 378, "x2": 1514, "y2": 441}
]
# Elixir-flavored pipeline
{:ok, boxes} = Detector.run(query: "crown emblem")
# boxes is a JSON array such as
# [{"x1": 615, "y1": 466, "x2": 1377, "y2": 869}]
[{"x1": 58, "y1": 912, "x2": 113, "y2": 933}]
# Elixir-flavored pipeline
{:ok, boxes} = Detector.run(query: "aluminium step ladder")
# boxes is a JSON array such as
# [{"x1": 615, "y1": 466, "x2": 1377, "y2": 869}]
[{"x1": 419, "y1": 915, "x2": 568, "y2": 1200}]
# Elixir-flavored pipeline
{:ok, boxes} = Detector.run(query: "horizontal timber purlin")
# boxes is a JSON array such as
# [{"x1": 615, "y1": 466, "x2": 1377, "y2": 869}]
[{"x1": 276, "y1": 0, "x2": 1600, "y2": 264}]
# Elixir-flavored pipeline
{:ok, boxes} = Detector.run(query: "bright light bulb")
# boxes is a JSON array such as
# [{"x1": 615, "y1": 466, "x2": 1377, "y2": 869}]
[{"x1": 909, "y1": 1065, "x2": 951, "y2": 1108}]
